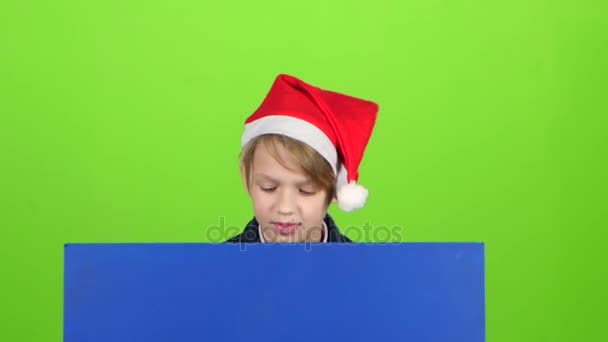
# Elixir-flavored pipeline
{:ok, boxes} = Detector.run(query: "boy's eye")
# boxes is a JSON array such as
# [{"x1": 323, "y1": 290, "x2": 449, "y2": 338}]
[
  {"x1": 299, "y1": 189, "x2": 316, "y2": 195},
  {"x1": 261, "y1": 187, "x2": 277, "y2": 192}
]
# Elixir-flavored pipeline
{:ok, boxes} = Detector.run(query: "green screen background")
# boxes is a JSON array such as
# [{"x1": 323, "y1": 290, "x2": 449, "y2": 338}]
[{"x1": 1, "y1": 0, "x2": 606, "y2": 340}]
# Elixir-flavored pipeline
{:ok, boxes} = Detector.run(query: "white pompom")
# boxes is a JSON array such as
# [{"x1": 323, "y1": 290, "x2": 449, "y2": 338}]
[{"x1": 337, "y1": 182, "x2": 369, "y2": 212}]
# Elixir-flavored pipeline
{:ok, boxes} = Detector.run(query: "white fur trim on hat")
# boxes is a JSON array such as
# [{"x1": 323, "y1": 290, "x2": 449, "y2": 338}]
[{"x1": 242, "y1": 115, "x2": 338, "y2": 175}]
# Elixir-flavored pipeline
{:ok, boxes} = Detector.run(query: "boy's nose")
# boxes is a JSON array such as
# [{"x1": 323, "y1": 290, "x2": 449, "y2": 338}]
[{"x1": 277, "y1": 189, "x2": 296, "y2": 215}]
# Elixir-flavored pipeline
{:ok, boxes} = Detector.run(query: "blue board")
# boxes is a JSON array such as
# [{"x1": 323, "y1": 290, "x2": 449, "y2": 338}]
[{"x1": 64, "y1": 243, "x2": 485, "y2": 341}]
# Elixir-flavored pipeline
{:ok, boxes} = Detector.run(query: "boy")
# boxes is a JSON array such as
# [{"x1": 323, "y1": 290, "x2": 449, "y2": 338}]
[{"x1": 226, "y1": 74, "x2": 378, "y2": 243}]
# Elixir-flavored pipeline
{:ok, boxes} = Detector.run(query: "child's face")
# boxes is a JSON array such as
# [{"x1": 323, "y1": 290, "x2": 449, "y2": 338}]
[{"x1": 243, "y1": 142, "x2": 330, "y2": 243}]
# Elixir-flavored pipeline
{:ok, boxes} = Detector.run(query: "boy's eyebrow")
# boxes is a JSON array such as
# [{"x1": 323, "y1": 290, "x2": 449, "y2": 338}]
[
  {"x1": 254, "y1": 174, "x2": 278, "y2": 182},
  {"x1": 254, "y1": 173, "x2": 313, "y2": 185}
]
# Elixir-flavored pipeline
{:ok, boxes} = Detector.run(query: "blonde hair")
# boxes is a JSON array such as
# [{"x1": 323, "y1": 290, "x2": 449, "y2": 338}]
[{"x1": 240, "y1": 134, "x2": 336, "y2": 205}]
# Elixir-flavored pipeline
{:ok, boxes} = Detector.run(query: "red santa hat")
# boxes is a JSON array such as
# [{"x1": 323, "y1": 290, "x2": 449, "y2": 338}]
[{"x1": 241, "y1": 74, "x2": 379, "y2": 212}]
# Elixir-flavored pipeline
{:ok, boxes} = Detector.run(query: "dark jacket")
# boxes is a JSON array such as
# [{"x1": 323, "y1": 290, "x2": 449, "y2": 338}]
[{"x1": 225, "y1": 214, "x2": 352, "y2": 243}]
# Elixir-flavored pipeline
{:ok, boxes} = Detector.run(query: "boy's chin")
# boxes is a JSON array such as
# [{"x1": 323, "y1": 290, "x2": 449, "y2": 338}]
[
  {"x1": 259, "y1": 225, "x2": 306, "y2": 243},
  {"x1": 260, "y1": 225, "x2": 324, "y2": 243},
  {"x1": 272, "y1": 236, "x2": 303, "y2": 243}
]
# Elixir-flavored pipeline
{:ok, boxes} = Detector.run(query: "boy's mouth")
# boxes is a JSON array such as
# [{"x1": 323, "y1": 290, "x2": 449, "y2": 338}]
[{"x1": 271, "y1": 222, "x2": 301, "y2": 235}]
